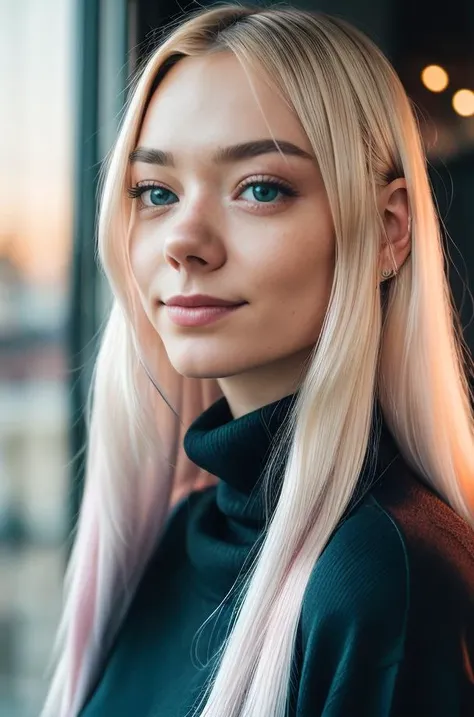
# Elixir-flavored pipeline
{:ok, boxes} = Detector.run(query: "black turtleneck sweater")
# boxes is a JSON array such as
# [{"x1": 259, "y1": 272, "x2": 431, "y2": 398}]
[{"x1": 80, "y1": 394, "x2": 474, "y2": 716}]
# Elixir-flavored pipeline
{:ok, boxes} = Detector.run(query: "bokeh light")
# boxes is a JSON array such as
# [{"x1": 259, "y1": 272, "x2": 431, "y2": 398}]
[
  {"x1": 421, "y1": 64, "x2": 449, "y2": 92},
  {"x1": 452, "y1": 89, "x2": 474, "y2": 117}
]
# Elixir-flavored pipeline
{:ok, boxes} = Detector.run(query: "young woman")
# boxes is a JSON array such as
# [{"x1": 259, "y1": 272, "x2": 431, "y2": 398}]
[{"x1": 42, "y1": 4, "x2": 474, "y2": 716}]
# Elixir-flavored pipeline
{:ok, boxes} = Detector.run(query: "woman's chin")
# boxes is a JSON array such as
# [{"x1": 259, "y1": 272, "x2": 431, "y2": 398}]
[{"x1": 166, "y1": 351, "x2": 248, "y2": 380}]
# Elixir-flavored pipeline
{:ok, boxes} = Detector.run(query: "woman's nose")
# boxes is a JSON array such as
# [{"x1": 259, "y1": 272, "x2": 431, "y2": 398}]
[{"x1": 163, "y1": 226, "x2": 227, "y2": 273}]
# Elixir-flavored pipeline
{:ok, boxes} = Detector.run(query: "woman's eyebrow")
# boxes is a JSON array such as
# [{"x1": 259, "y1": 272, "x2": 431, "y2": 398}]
[{"x1": 128, "y1": 139, "x2": 315, "y2": 167}]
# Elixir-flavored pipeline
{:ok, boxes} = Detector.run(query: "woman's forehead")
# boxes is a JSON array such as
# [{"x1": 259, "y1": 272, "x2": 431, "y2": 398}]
[{"x1": 137, "y1": 53, "x2": 313, "y2": 160}]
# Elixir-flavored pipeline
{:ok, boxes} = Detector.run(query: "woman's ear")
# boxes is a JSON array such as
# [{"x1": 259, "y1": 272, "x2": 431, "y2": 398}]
[{"x1": 378, "y1": 178, "x2": 412, "y2": 276}]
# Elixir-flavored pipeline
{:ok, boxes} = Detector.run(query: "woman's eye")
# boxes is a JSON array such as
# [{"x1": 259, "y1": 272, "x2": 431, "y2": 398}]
[
  {"x1": 238, "y1": 182, "x2": 286, "y2": 204},
  {"x1": 127, "y1": 184, "x2": 178, "y2": 207}
]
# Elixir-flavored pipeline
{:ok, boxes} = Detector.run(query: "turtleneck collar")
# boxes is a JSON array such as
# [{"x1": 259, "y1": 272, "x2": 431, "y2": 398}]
[
  {"x1": 183, "y1": 393, "x2": 296, "y2": 496},
  {"x1": 182, "y1": 392, "x2": 400, "y2": 602}
]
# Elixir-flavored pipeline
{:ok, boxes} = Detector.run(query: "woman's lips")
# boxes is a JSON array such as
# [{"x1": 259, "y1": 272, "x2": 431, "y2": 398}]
[{"x1": 163, "y1": 303, "x2": 246, "y2": 327}]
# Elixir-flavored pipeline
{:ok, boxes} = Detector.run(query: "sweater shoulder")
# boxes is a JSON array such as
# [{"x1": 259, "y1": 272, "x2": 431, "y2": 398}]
[
  {"x1": 300, "y1": 462, "x2": 474, "y2": 651},
  {"x1": 372, "y1": 464, "x2": 474, "y2": 590},
  {"x1": 301, "y1": 493, "x2": 409, "y2": 651}
]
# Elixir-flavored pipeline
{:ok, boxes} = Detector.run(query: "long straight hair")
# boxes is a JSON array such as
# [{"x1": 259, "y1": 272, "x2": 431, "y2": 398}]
[{"x1": 42, "y1": 4, "x2": 474, "y2": 716}]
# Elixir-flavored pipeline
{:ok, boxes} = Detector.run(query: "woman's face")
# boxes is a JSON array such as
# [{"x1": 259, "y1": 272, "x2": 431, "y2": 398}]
[{"x1": 129, "y1": 51, "x2": 335, "y2": 412}]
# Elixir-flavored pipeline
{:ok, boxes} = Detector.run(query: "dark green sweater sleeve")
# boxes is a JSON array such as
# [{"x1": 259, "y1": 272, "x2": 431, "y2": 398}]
[{"x1": 296, "y1": 498, "x2": 409, "y2": 717}]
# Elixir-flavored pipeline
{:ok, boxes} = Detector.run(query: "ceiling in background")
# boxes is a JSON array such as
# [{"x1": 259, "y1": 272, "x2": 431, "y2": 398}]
[{"x1": 392, "y1": 0, "x2": 474, "y2": 161}]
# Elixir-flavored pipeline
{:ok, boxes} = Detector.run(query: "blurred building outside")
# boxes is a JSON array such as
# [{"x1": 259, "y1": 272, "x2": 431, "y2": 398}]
[{"x1": 0, "y1": 0, "x2": 73, "y2": 714}]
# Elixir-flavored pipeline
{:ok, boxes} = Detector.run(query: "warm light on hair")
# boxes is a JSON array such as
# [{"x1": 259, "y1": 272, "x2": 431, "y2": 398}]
[{"x1": 421, "y1": 64, "x2": 449, "y2": 92}]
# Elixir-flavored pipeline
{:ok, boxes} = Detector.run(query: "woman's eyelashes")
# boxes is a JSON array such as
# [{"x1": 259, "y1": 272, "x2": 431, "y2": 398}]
[{"x1": 126, "y1": 175, "x2": 300, "y2": 213}]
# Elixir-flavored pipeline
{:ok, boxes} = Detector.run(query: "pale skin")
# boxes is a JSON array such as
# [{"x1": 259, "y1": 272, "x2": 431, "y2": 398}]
[{"x1": 129, "y1": 52, "x2": 411, "y2": 418}]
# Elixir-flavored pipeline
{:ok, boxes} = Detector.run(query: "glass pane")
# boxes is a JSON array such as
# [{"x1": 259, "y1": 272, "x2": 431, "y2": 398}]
[{"x1": 0, "y1": 0, "x2": 74, "y2": 714}]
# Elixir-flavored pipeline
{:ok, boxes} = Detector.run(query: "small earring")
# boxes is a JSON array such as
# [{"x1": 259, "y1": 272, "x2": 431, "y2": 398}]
[{"x1": 381, "y1": 268, "x2": 394, "y2": 280}]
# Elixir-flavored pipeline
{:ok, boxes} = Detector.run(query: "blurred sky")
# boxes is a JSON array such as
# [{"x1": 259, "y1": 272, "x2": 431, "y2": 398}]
[{"x1": 0, "y1": 0, "x2": 74, "y2": 286}]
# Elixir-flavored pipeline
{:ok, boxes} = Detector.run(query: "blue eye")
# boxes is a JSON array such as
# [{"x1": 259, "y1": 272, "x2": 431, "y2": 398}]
[
  {"x1": 127, "y1": 185, "x2": 177, "y2": 206},
  {"x1": 239, "y1": 183, "x2": 281, "y2": 203},
  {"x1": 147, "y1": 186, "x2": 177, "y2": 205}
]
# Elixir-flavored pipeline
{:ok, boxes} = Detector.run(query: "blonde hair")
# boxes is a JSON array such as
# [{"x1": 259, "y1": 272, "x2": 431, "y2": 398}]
[{"x1": 42, "y1": 4, "x2": 474, "y2": 716}]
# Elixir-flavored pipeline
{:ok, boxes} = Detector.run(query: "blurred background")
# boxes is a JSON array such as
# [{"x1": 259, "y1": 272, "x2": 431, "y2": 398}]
[{"x1": 0, "y1": 0, "x2": 473, "y2": 714}]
